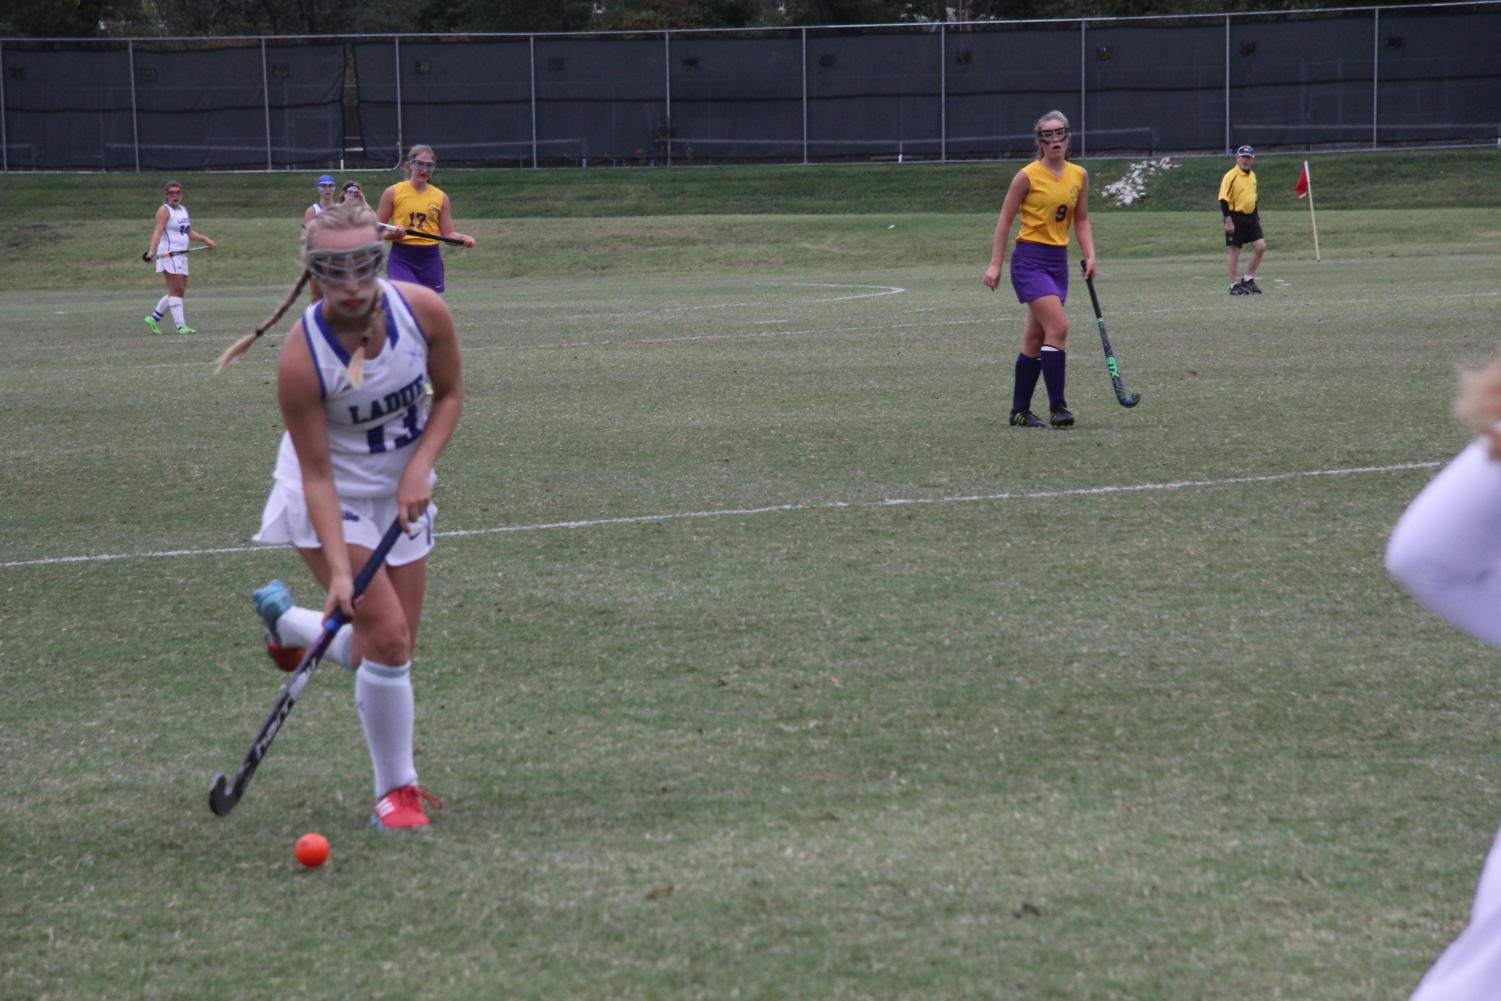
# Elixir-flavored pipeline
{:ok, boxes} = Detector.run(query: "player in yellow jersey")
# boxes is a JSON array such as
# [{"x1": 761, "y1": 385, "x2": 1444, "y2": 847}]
[
  {"x1": 983, "y1": 111, "x2": 1097, "y2": 429},
  {"x1": 376, "y1": 144, "x2": 475, "y2": 294},
  {"x1": 1219, "y1": 145, "x2": 1265, "y2": 295}
]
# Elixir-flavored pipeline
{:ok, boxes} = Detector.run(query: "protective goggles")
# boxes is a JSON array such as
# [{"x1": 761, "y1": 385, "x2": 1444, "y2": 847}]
[
  {"x1": 408, "y1": 158, "x2": 436, "y2": 170},
  {"x1": 305, "y1": 241, "x2": 384, "y2": 286},
  {"x1": 1036, "y1": 127, "x2": 1070, "y2": 141}
]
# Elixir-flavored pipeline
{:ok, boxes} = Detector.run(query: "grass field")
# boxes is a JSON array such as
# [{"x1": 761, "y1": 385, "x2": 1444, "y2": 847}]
[{"x1": 4, "y1": 154, "x2": 1501, "y2": 1000}]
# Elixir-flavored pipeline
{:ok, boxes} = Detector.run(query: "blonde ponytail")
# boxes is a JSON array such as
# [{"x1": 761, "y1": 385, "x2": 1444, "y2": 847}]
[
  {"x1": 219, "y1": 202, "x2": 383, "y2": 377},
  {"x1": 215, "y1": 269, "x2": 311, "y2": 373}
]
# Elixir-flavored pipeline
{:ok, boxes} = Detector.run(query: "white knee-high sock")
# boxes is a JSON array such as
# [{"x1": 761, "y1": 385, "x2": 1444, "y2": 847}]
[
  {"x1": 152, "y1": 295, "x2": 171, "y2": 320},
  {"x1": 356, "y1": 660, "x2": 417, "y2": 798},
  {"x1": 274, "y1": 606, "x2": 354, "y2": 669},
  {"x1": 1387, "y1": 437, "x2": 1501, "y2": 648},
  {"x1": 167, "y1": 296, "x2": 185, "y2": 328}
]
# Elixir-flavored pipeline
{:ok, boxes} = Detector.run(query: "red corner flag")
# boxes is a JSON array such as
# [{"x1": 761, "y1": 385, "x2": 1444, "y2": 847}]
[{"x1": 1295, "y1": 160, "x2": 1310, "y2": 199}]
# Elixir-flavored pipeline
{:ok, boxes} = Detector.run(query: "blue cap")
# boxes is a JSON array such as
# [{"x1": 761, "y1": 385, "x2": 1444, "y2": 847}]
[{"x1": 317, "y1": 174, "x2": 336, "y2": 185}]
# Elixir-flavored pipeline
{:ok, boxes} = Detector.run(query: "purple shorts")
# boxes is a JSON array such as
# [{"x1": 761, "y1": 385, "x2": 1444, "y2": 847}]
[
  {"x1": 1010, "y1": 240, "x2": 1069, "y2": 305},
  {"x1": 387, "y1": 241, "x2": 445, "y2": 293}
]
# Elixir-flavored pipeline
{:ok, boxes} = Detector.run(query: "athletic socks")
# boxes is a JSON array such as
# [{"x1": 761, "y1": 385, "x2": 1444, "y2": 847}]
[
  {"x1": 356, "y1": 660, "x2": 418, "y2": 797},
  {"x1": 1040, "y1": 346, "x2": 1067, "y2": 411},
  {"x1": 1242, "y1": 274, "x2": 1255, "y2": 284},
  {"x1": 1011, "y1": 353, "x2": 1042, "y2": 414},
  {"x1": 167, "y1": 296, "x2": 185, "y2": 329},
  {"x1": 273, "y1": 605, "x2": 355, "y2": 669},
  {"x1": 151, "y1": 296, "x2": 170, "y2": 321}
]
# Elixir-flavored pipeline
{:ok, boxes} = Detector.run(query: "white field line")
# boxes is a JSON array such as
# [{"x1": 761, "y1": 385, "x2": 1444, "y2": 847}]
[{"x1": 0, "y1": 460, "x2": 1440, "y2": 570}]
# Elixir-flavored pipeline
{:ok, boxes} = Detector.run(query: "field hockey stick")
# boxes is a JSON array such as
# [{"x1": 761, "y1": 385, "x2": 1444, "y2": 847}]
[
  {"x1": 208, "y1": 517, "x2": 405, "y2": 816},
  {"x1": 143, "y1": 246, "x2": 212, "y2": 261},
  {"x1": 377, "y1": 222, "x2": 468, "y2": 247},
  {"x1": 1081, "y1": 262, "x2": 1141, "y2": 408}
]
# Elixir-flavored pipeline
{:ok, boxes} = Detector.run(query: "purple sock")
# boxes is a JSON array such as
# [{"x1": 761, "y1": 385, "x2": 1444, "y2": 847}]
[
  {"x1": 1040, "y1": 348, "x2": 1067, "y2": 411},
  {"x1": 1012, "y1": 353, "x2": 1042, "y2": 414}
]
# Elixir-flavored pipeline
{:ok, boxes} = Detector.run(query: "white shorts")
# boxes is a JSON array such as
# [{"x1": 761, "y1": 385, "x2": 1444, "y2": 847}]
[
  {"x1": 156, "y1": 254, "x2": 189, "y2": 276},
  {"x1": 253, "y1": 481, "x2": 436, "y2": 566}
]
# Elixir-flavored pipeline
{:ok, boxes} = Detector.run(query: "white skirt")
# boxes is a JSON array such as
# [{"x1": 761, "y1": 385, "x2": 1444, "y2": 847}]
[{"x1": 253, "y1": 480, "x2": 436, "y2": 567}]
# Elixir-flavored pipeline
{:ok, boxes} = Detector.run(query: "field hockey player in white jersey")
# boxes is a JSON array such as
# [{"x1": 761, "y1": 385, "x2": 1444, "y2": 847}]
[
  {"x1": 142, "y1": 180, "x2": 215, "y2": 335},
  {"x1": 302, "y1": 174, "x2": 337, "y2": 227},
  {"x1": 224, "y1": 201, "x2": 464, "y2": 830},
  {"x1": 1388, "y1": 357, "x2": 1501, "y2": 999}
]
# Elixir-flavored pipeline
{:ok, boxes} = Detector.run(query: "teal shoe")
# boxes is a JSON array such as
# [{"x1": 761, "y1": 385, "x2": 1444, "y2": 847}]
[{"x1": 252, "y1": 580, "x2": 294, "y2": 643}]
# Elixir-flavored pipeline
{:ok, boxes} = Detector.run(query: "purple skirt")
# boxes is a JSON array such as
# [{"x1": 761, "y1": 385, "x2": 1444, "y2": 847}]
[
  {"x1": 1010, "y1": 240, "x2": 1069, "y2": 305},
  {"x1": 387, "y1": 241, "x2": 445, "y2": 294}
]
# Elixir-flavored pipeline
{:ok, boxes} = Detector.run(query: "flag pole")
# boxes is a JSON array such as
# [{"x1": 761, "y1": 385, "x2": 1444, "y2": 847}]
[{"x1": 1300, "y1": 160, "x2": 1322, "y2": 262}]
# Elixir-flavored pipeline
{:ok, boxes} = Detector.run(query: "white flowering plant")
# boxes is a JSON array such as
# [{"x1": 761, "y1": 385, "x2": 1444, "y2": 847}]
[{"x1": 1099, "y1": 157, "x2": 1181, "y2": 208}]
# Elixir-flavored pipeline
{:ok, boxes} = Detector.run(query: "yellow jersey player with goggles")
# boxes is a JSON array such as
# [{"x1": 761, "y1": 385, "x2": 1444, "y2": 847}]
[
  {"x1": 376, "y1": 144, "x2": 475, "y2": 294},
  {"x1": 983, "y1": 110, "x2": 1097, "y2": 429}
]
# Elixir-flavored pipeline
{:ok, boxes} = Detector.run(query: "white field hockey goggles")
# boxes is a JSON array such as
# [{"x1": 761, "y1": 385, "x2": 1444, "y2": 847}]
[
  {"x1": 305, "y1": 240, "x2": 384, "y2": 287},
  {"x1": 1036, "y1": 126, "x2": 1070, "y2": 141}
]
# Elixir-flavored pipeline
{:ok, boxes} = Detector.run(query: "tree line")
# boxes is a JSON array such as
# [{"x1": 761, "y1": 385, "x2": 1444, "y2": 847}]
[{"x1": 1, "y1": 0, "x2": 1434, "y2": 37}]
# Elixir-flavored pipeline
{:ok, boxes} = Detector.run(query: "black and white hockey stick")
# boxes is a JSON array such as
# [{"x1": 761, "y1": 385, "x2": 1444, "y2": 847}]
[
  {"x1": 377, "y1": 222, "x2": 468, "y2": 247},
  {"x1": 208, "y1": 517, "x2": 404, "y2": 816},
  {"x1": 1082, "y1": 262, "x2": 1141, "y2": 408},
  {"x1": 143, "y1": 246, "x2": 212, "y2": 261}
]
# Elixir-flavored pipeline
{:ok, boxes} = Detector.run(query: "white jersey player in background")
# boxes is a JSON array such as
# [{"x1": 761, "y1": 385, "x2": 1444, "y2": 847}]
[
  {"x1": 1388, "y1": 356, "x2": 1501, "y2": 1000},
  {"x1": 142, "y1": 180, "x2": 215, "y2": 335},
  {"x1": 303, "y1": 174, "x2": 338, "y2": 227},
  {"x1": 238, "y1": 201, "x2": 464, "y2": 830}
]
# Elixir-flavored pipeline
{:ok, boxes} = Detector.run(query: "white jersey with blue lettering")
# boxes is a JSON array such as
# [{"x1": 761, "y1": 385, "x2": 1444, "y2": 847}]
[
  {"x1": 271, "y1": 278, "x2": 431, "y2": 498},
  {"x1": 157, "y1": 203, "x2": 191, "y2": 255}
]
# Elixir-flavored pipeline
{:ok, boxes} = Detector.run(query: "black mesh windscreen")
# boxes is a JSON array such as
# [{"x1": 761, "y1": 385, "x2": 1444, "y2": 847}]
[
  {"x1": 1227, "y1": 14, "x2": 1376, "y2": 149},
  {"x1": 355, "y1": 39, "x2": 534, "y2": 166},
  {"x1": 1375, "y1": 8, "x2": 1501, "y2": 144},
  {"x1": 1083, "y1": 21, "x2": 1226, "y2": 154},
  {"x1": 4, "y1": 7, "x2": 1498, "y2": 171},
  {"x1": 532, "y1": 36, "x2": 668, "y2": 164},
  {"x1": 668, "y1": 34, "x2": 804, "y2": 162},
  {"x1": 803, "y1": 28, "x2": 943, "y2": 159},
  {"x1": 946, "y1": 23, "x2": 1081, "y2": 160},
  {"x1": 2, "y1": 46, "x2": 134, "y2": 169}
]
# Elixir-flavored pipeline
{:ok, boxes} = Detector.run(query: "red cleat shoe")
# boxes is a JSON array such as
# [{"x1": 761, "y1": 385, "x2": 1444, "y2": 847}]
[
  {"x1": 371, "y1": 785, "x2": 443, "y2": 830},
  {"x1": 264, "y1": 632, "x2": 307, "y2": 672}
]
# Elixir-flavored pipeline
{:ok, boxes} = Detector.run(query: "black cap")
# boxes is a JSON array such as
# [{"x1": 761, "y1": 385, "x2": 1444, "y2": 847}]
[{"x1": 1235, "y1": 145, "x2": 1255, "y2": 157}]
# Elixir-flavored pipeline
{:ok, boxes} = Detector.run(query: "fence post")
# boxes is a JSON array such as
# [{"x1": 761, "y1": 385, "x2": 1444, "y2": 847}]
[
  {"x1": 664, "y1": 31, "x2": 672, "y2": 167},
  {"x1": 1371, "y1": 7, "x2": 1380, "y2": 150},
  {"x1": 1223, "y1": 14, "x2": 1231, "y2": 153},
  {"x1": 939, "y1": 23, "x2": 947, "y2": 163},
  {"x1": 262, "y1": 39, "x2": 273, "y2": 169},
  {"x1": 1078, "y1": 20, "x2": 1086, "y2": 158},
  {"x1": 394, "y1": 36, "x2": 403, "y2": 165},
  {"x1": 801, "y1": 27, "x2": 808, "y2": 165},
  {"x1": 529, "y1": 34, "x2": 538, "y2": 169},
  {"x1": 129, "y1": 40, "x2": 140, "y2": 172},
  {"x1": 0, "y1": 41, "x2": 6, "y2": 173}
]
